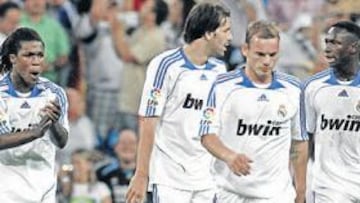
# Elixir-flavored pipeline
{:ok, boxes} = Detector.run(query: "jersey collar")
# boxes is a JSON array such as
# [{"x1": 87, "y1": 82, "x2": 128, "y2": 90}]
[
  {"x1": 4, "y1": 73, "x2": 43, "y2": 97},
  {"x1": 325, "y1": 68, "x2": 360, "y2": 86},
  {"x1": 237, "y1": 67, "x2": 284, "y2": 89},
  {"x1": 180, "y1": 48, "x2": 216, "y2": 70}
]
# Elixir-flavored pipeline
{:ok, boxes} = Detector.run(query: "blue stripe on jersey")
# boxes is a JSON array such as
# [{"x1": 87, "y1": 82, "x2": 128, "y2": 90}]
[
  {"x1": 145, "y1": 104, "x2": 156, "y2": 117},
  {"x1": 216, "y1": 69, "x2": 242, "y2": 84},
  {"x1": 300, "y1": 69, "x2": 330, "y2": 140},
  {"x1": 206, "y1": 82, "x2": 216, "y2": 107},
  {"x1": 275, "y1": 72, "x2": 301, "y2": 88},
  {"x1": 302, "y1": 69, "x2": 331, "y2": 91},
  {"x1": 198, "y1": 120, "x2": 210, "y2": 136},
  {"x1": 42, "y1": 82, "x2": 68, "y2": 123},
  {"x1": 299, "y1": 90, "x2": 308, "y2": 140},
  {"x1": 153, "y1": 49, "x2": 182, "y2": 89}
]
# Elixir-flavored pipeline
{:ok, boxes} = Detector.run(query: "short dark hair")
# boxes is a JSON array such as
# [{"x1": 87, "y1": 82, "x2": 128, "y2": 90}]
[
  {"x1": 331, "y1": 21, "x2": 360, "y2": 39},
  {"x1": 153, "y1": 0, "x2": 168, "y2": 26},
  {"x1": 183, "y1": 3, "x2": 230, "y2": 43},
  {"x1": 0, "y1": 2, "x2": 20, "y2": 18},
  {"x1": 0, "y1": 27, "x2": 45, "y2": 73},
  {"x1": 245, "y1": 20, "x2": 280, "y2": 45}
]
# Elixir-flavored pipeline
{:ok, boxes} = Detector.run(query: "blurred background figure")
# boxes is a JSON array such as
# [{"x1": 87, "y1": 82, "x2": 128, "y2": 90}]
[
  {"x1": 58, "y1": 149, "x2": 112, "y2": 203},
  {"x1": 21, "y1": 0, "x2": 70, "y2": 84},
  {"x1": 97, "y1": 129, "x2": 138, "y2": 203},
  {"x1": 56, "y1": 88, "x2": 97, "y2": 166},
  {"x1": 73, "y1": 0, "x2": 124, "y2": 148},
  {"x1": 277, "y1": 13, "x2": 317, "y2": 81},
  {"x1": 0, "y1": 1, "x2": 20, "y2": 44},
  {"x1": 161, "y1": 0, "x2": 195, "y2": 49},
  {"x1": 113, "y1": 0, "x2": 168, "y2": 132}
]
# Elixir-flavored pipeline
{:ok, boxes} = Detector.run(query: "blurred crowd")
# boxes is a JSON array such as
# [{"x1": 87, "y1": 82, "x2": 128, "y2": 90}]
[{"x1": 0, "y1": 0, "x2": 359, "y2": 202}]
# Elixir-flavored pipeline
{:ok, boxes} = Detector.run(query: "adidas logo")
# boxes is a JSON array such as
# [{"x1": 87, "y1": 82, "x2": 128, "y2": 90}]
[
  {"x1": 200, "y1": 74, "x2": 208, "y2": 81},
  {"x1": 257, "y1": 94, "x2": 269, "y2": 102},
  {"x1": 338, "y1": 89, "x2": 349, "y2": 97},
  {"x1": 20, "y1": 101, "x2": 31, "y2": 109}
]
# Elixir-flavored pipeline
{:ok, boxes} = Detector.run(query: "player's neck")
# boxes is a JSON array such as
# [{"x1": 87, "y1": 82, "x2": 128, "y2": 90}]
[
  {"x1": 245, "y1": 66, "x2": 272, "y2": 85},
  {"x1": 333, "y1": 60, "x2": 359, "y2": 81},
  {"x1": 10, "y1": 72, "x2": 32, "y2": 93},
  {"x1": 183, "y1": 43, "x2": 208, "y2": 66}
]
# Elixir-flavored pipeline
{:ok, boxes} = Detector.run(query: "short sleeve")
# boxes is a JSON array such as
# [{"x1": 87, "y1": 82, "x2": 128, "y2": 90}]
[
  {"x1": 138, "y1": 56, "x2": 171, "y2": 117},
  {"x1": 199, "y1": 81, "x2": 219, "y2": 136}
]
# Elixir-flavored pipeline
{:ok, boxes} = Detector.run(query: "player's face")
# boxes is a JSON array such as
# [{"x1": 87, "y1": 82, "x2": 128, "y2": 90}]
[
  {"x1": 324, "y1": 27, "x2": 353, "y2": 68},
  {"x1": 243, "y1": 36, "x2": 279, "y2": 80},
  {"x1": 10, "y1": 41, "x2": 45, "y2": 87},
  {"x1": 208, "y1": 17, "x2": 232, "y2": 56}
]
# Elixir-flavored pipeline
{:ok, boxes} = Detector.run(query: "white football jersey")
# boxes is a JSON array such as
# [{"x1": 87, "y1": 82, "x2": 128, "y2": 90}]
[
  {"x1": 138, "y1": 48, "x2": 226, "y2": 190},
  {"x1": 0, "y1": 74, "x2": 69, "y2": 202},
  {"x1": 303, "y1": 68, "x2": 360, "y2": 199},
  {"x1": 199, "y1": 68, "x2": 307, "y2": 198}
]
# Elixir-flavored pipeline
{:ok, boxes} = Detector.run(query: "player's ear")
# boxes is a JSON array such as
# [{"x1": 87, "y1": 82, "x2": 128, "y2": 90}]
[
  {"x1": 241, "y1": 43, "x2": 249, "y2": 57},
  {"x1": 204, "y1": 31, "x2": 215, "y2": 41},
  {"x1": 349, "y1": 41, "x2": 359, "y2": 55},
  {"x1": 9, "y1": 54, "x2": 16, "y2": 65}
]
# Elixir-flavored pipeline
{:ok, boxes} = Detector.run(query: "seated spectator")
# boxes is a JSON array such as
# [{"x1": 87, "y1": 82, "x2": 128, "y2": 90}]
[
  {"x1": 56, "y1": 88, "x2": 96, "y2": 165},
  {"x1": 58, "y1": 149, "x2": 112, "y2": 203},
  {"x1": 97, "y1": 129, "x2": 138, "y2": 203}
]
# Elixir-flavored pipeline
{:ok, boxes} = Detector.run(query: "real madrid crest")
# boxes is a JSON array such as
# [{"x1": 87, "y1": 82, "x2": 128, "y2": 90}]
[
  {"x1": 277, "y1": 104, "x2": 287, "y2": 118},
  {"x1": 356, "y1": 100, "x2": 360, "y2": 113}
]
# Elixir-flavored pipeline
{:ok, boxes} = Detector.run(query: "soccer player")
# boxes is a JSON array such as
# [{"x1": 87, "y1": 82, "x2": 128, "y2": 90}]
[
  {"x1": 126, "y1": 3, "x2": 251, "y2": 203},
  {"x1": 0, "y1": 27, "x2": 69, "y2": 202},
  {"x1": 303, "y1": 21, "x2": 360, "y2": 203},
  {"x1": 200, "y1": 20, "x2": 308, "y2": 203}
]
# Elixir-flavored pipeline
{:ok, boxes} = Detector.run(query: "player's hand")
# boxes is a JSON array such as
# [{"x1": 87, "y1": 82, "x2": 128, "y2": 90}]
[
  {"x1": 31, "y1": 115, "x2": 53, "y2": 138},
  {"x1": 40, "y1": 100, "x2": 61, "y2": 123},
  {"x1": 126, "y1": 174, "x2": 148, "y2": 203},
  {"x1": 226, "y1": 153, "x2": 253, "y2": 176}
]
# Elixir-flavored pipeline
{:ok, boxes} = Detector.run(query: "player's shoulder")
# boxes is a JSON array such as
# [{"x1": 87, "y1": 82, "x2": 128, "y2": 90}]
[
  {"x1": 216, "y1": 67, "x2": 243, "y2": 85},
  {"x1": 0, "y1": 73, "x2": 10, "y2": 92},
  {"x1": 274, "y1": 71, "x2": 301, "y2": 90},
  {"x1": 151, "y1": 48, "x2": 183, "y2": 64},
  {"x1": 207, "y1": 57, "x2": 227, "y2": 73},
  {"x1": 302, "y1": 68, "x2": 332, "y2": 91},
  {"x1": 37, "y1": 77, "x2": 66, "y2": 95}
]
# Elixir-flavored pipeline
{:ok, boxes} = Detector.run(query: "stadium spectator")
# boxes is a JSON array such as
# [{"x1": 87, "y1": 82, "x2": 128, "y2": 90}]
[
  {"x1": 59, "y1": 149, "x2": 112, "y2": 203},
  {"x1": 97, "y1": 129, "x2": 138, "y2": 203},
  {"x1": 113, "y1": 0, "x2": 168, "y2": 132},
  {"x1": 0, "y1": 1, "x2": 21, "y2": 44}
]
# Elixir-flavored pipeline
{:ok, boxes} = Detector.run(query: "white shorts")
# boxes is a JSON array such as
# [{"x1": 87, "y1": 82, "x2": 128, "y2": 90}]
[
  {"x1": 216, "y1": 187, "x2": 295, "y2": 203},
  {"x1": 315, "y1": 187, "x2": 360, "y2": 203},
  {"x1": 152, "y1": 184, "x2": 216, "y2": 203}
]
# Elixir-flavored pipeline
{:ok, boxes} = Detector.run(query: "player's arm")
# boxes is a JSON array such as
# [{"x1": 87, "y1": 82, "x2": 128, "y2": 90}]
[
  {"x1": 50, "y1": 121, "x2": 68, "y2": 148},
  {"x1": 292, "y1": 86, "x2": 310, "y2": 203},
  {"x1": 126, "y1": 116, "x2": 158, "y2": 203},
  {"x1": 201, "y1": 134, "x2": 252, "y2": 176},
  {"x1": 0, "y1": 116, "x2": 51, "y2": 150},
  {"x1": 291, "y1": 140, "x2": 308, "y2": 203},
  {"x1": 43, "y1": 92, "x2": 69, "y2": 149}
]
